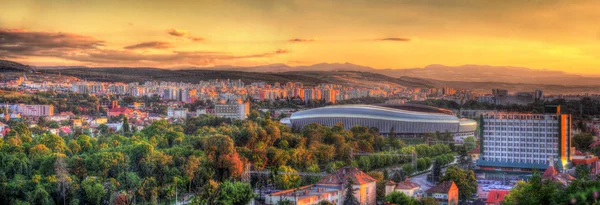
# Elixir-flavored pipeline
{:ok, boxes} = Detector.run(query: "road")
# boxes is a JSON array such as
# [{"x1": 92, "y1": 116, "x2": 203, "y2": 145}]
[{"x1": 409, "y1": 167, "x2": 449, "y2": 190}]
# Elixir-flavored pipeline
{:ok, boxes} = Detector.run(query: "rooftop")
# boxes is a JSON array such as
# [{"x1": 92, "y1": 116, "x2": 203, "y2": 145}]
[
  {"x1": 317, "y1": 167, "x2": 377, "y2": 186},
  {"x1": 486, "y1": 190, "x2": 510, "y2": 204},
  {"x1": 291, "y1": 104, "x2": 460, "y2": 123},
  {"x1": 425, "y1": 181, "x2": 456, "y2": 194}
]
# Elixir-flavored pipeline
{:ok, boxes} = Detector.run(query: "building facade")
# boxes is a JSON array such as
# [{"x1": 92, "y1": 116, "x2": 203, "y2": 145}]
[
  {"x1": 167, "y1": 107, "x2": 188, "y2": 119},
  {"x1": 477, "y1": 106, "x2": 573, "y2": 172},
  {"x1": 214, "y1": 99, "x2": 250, "y2": 120},
  {"x1": 425, "y1": 181, "x2": 459, "y2": 205}
]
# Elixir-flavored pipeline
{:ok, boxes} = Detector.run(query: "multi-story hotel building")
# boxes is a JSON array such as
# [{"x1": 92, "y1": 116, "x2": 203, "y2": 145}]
[
  {"x1": 477, "y1": 106, "x2": 572, "y2": 172},
  {"x1": 214, "y1": 99, "x2": 250, "y2": 120}
]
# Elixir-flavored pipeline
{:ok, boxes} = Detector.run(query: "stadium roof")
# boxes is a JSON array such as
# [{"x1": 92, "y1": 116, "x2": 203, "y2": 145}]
[{"x1": 290, "y1": 104, "x2": 460, "y2": 123}]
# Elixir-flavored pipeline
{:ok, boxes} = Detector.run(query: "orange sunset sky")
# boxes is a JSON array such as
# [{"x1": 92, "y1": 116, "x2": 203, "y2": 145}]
[{"x1": 1, "y1": 0, "x2": 600, "y2": 74}]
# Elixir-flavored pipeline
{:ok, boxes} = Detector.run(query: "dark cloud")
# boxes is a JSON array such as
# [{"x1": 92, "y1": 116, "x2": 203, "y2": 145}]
[
  {"x1": 0, "y1": 29, "x2": 105, "y2": 57},
  {"x1": 167, "y1": 29, "x2": 187, "y2": 37},
  {"x1": 288, "y1": 38, "x2": 314, "y2": 43},
  {"x1": 379, "y1": 37, "x2": 410, "y2": 41},
  {"x1": 123, "y1": 41, "x2": 173, "y2": 50}
]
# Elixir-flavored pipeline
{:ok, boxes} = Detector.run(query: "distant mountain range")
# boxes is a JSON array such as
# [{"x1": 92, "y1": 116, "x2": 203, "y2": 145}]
[
  {"x1": 186, "y1": 63, "x2": 600, "y2": 86},
  {"x1": 2, "y1": 60, "x2": 599, "y2": 94}
]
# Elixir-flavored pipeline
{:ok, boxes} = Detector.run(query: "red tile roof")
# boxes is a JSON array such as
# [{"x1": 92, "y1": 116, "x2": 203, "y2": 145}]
[
  {"x1": 542, "y1": 166, "x2": 558, "y2": 179},
  {"x1": 394, "y1": 179, "x2": 420, "y2": 190},
  {"x1": 469, "y1": 147, "x2": 480, "y2": 154},
  {"x1": 317, "y1": 167, "x2": 376, "y2": 186},
  {"x1": 425, "y1": 181, "x2": 456, "y2": 193},
  {"x1": 486, "y1": 190, "x2": 510, "y2": 204},
  {"x1": 108, "y1": 107, "x2": 131, "y2": 112}
]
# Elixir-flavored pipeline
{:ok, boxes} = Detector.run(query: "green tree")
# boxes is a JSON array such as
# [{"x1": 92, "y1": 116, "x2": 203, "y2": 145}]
[
  {"x1": 431, "y1": 160, "x2": 441, "y2": 183},
  {"x1": 274, "y1": 166, "x2": 301, "y2": 190},
  {"x1": 573, "y1": 133, "x2": 594, "y2": 152},
  {"x1": 248, "y1": 110, "x2": 260, "y2": 121},
  {"x1": 343, "y1": 179, "x2": 360, "y2": 205},
  {"x1": 420, "y1": 197, "x2": 440, "y2": 205},
  {"x1": 463, "y1": 136, "x2": 476, "y2": 151},
  {"x1": 502, "y1": 172, "x2": 560, "y2": 205},
  {"x1": 317, "y1": 200, "x2": 335, "y2": 205},
  {"x1": 440, "y1": 166, "x2": 477, "y2": 202},
  {"x1": 575, "y1": 164, "x2": 590, "y2": 181},
  {"x1": 216, "y1": 181, "x2": 256, "y2": 205},
  {"x1": 82, "y1": 177, "x2": 106, "y2": 205},
  {"x1": 385, "y1": 192, "x2": 418, "y2": 205},
  {"x1": 122, "y1": 116, "x2": 130, "y2": 135},
  {"x1": 402, "y1": 164, "x2": 414, "y2": 175}
]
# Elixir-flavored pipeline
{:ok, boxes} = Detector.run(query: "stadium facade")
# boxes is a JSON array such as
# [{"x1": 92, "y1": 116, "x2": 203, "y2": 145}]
[{"x1": 281, "y1": 104, "x2": 477, "y2": 138}]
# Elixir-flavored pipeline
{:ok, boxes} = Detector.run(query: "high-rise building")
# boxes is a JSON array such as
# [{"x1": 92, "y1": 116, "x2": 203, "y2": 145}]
[
  {"x1": 16, "y1": 104, "x2": 54, "y2": 117},
  {"x1": 214, "y1": 99, "x2": 250, "y2": 120},
  {"x1": 477, "y1": 105, "x2": 572, "y2": 172},
  {"x1": 322, "y1": 89, "x2": 336, "y2": 103},
  {"x1": 304, "y1": 89, "x2": 314, "y2": 104}
]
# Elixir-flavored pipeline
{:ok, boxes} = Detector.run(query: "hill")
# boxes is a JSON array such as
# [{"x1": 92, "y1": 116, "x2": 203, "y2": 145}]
[
  {"x1": 0, "y1": 60, "x2": 34, "y2": 72},
  {"x1": 185, "y1": 63, "x2": 600, "y2": 86},
  {"x1": 377, "y1": 64, "x2": 600, "y2": 86},
  {"x1": 40, "y1": 67, "x2": 433, "y2": 88}
]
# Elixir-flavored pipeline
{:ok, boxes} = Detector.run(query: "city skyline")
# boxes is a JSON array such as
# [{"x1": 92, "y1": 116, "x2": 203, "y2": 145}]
[{"x1": 2, "y1": 0, "x2": 600, "y2": 75}]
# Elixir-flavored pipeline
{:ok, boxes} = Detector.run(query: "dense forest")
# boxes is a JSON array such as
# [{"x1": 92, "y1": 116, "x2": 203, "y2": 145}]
[{"x1": 0, "y1": 110, "x2": 457, "y2": 205}]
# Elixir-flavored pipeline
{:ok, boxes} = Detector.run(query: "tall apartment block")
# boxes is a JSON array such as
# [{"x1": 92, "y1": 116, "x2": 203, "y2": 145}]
[
  {"x1": 477, "y1": 105, "x2": 572, "y2": 172},
  {"x1": 214, "y1": 99, "x2": 250, "y2": 120}
]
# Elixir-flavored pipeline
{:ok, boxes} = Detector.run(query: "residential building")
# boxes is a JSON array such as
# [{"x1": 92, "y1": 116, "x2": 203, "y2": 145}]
[
  {"x1": 477, "y1": 106, "x2": 573, "y2": 172},
  {"x1": 265, "y1": 185, "x2": 342, "y2": 205},
  {"x1": 317, "y1": 167, "x2": 377, "y2": 205},
  {"x1": 384, "y1": 177, "x2": 421, "y2": 197},
  {"x1": 214, "y1": 99, "x2": 250, "y2": 120},
  {"x1": 167, "y1": 107, "x2": 188, "y2": 119},
  {"x1": 263, "y1": 167, "x2": 376, "y2": 205},
  {"x1": 7, "y1": 104, "x2": 54, "y2": 117},
  {"x1": 541, "y1": 158, "x2": 575, "y2": 186},
  {"x1": 425, "y1": 181, "x2": 459, "y2": 205}
]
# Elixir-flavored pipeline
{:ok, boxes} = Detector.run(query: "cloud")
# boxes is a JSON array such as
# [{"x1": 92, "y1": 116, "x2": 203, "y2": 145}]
[
  {"x1": 0, "y1": 28, "x2": 286, "y2": 66},
  {"x1": 167, "y1": 28, "x2": 204, "y2": 42},
  {"x1": 189, "y1": 37, "x2": 204, "y2": 42},
  {"x1": 167, "y1": 29, "x2": 188, "y2": 37},
  {"x1": 288, "y1": 38, "x2": 314, "y2": 43},
  {"x1": 379, "y1": 37, "x2": 410, "y2": 42},
  {"x1": 0, "y1": 29, "x2": 105, "y2": 57},
  {"x1": 123, "y1": 41, "x2": 173, "y2": 50},
  {"x1": 63, "y1": 49, "x2": 288, "y2": 65}
]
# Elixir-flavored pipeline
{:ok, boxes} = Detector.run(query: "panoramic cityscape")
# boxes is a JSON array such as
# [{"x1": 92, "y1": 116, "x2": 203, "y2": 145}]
[{"x1": 2, "y1": 1, "x2": 600, "y2": 205}]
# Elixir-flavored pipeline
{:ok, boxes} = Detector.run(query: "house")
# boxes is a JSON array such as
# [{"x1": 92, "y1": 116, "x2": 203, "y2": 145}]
[
  {"x1": 384, "y1": 177, "x2": 421, "y2": 197},
  {"x1": 72, "y1": 119, "x2": 83, "y2": 127},
  {"x1": 542, "y1": 161, "x2": 575, "y2": 186},
  {"x1": 265, "y1": 167, "x2": 377, "y2": 205},
  {"x1": 425, "y1": 181, "x2": 459, "y2": 205},
  {"x1": 0, "y1": 122, "x2": 8, "y2": 137},
  {"x1": 265, "y1": 185, "x2": 342, "y2": 205},
  {"x1": 485, "y1": 190, "x2": 510, "y2": 205},
  {"x1": 469, "y1": 147, "x2": 481, "y2": 162},
  {"x1": 107, "y1": 107, "x2": 132, "y2": 117},
  {"x1": 317, "y1": 167, "x2": 377, "y2": 205}
]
